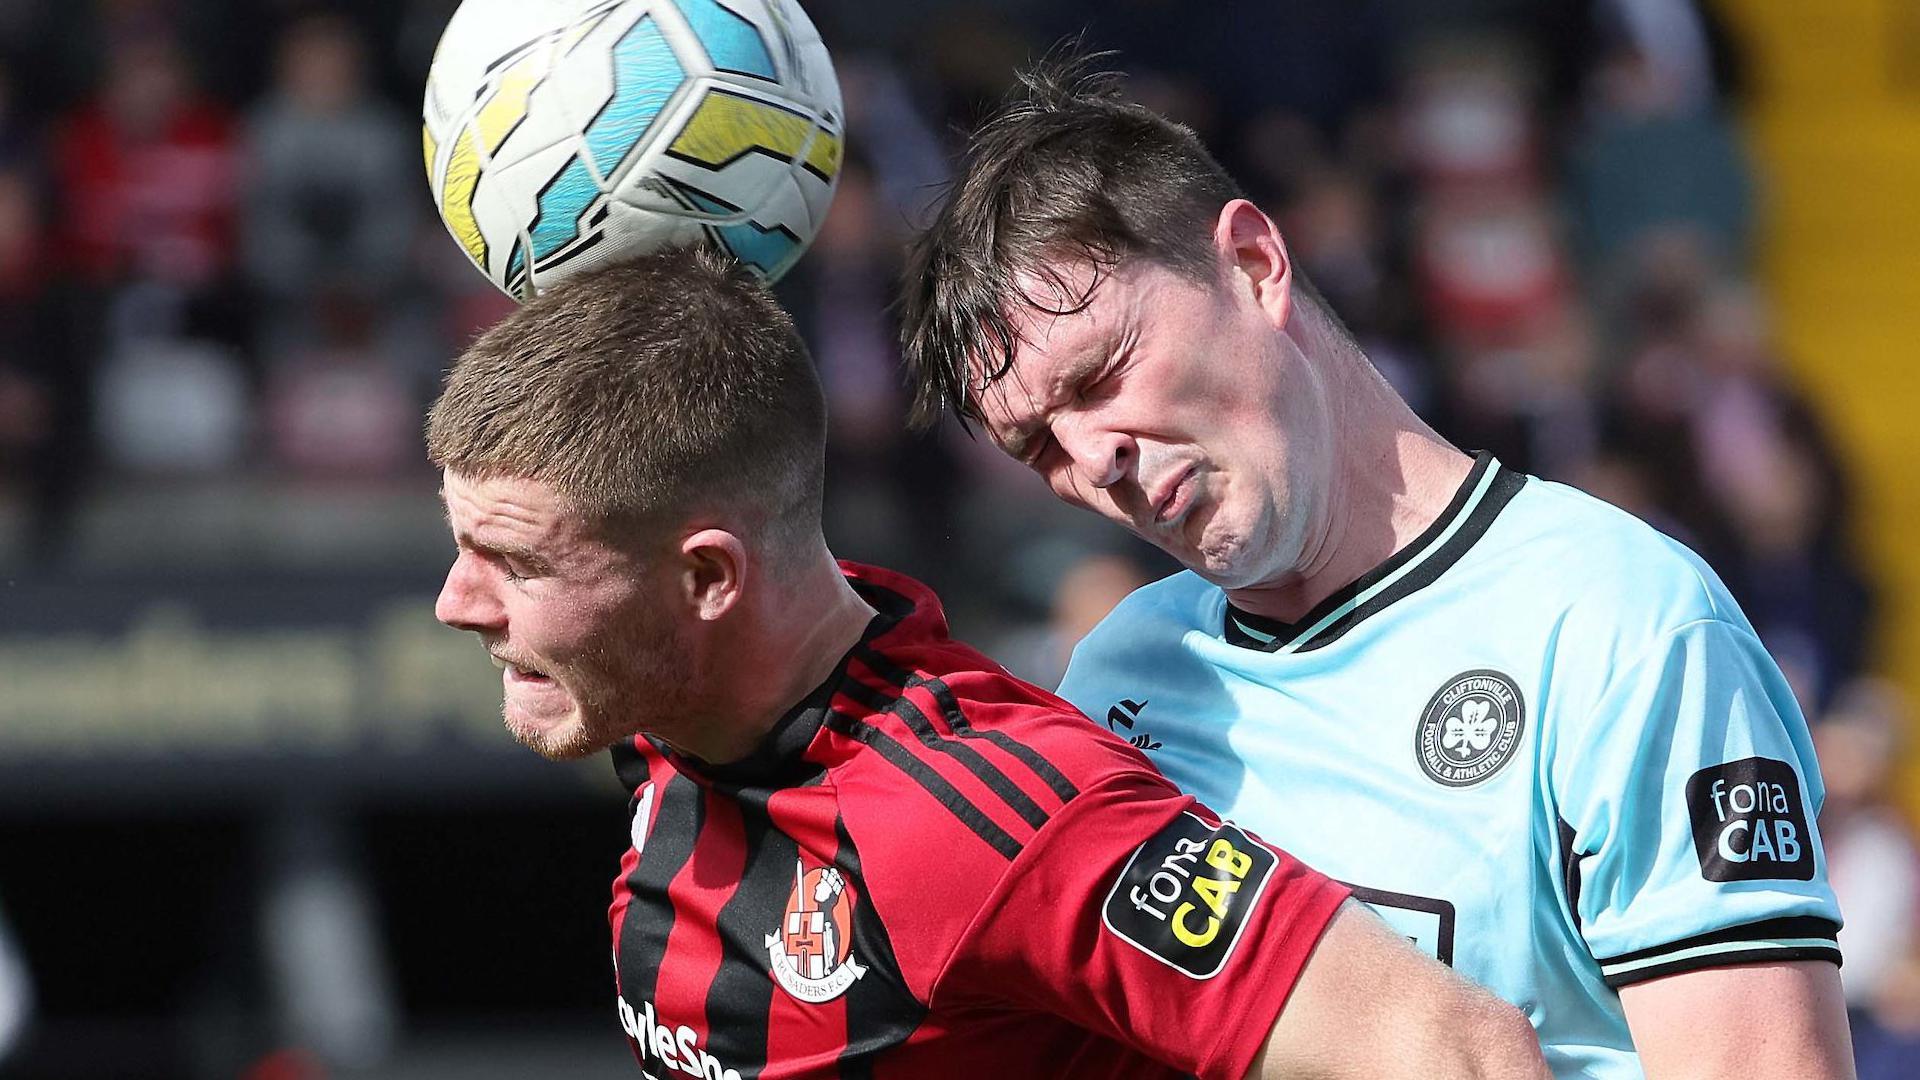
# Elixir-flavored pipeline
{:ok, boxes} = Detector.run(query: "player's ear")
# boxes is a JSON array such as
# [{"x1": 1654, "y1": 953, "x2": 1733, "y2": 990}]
[
  {"x1": 677, "y1": 528, "x2": 748, "y2": 622},
  {"x1": 1214, "y1": 199, "x2": 1293, "y2": 329}
]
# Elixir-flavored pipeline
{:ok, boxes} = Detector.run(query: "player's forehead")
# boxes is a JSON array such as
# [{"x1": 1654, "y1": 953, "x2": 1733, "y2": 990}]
[{"x1": 439, "y1": 469, "x2": 578, "y2": 547}]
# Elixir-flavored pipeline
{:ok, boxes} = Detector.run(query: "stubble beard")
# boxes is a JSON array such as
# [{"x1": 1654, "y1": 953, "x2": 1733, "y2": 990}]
[{"x1": 506, "y1": 616, "x2": 696, "y2": 762}]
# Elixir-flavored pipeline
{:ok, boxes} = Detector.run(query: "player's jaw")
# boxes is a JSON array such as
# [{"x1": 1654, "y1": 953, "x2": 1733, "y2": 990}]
[
  {"x1": 486, "y1": 641, "x2": 622, "y2": 759},
  {"x1": 505, "y1": 612, "x2": 702, "y2": 761},
  {"x1": 487, "y1": 643, "x2": 594, "y2": 759}
]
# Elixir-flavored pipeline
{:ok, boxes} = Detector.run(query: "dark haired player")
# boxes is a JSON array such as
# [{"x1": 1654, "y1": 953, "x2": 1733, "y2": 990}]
[
  {"x1": 426, "y1": 248, "x2": 1547, "y2": 1078},
  {"x1": 897, "y1": 59, "x2": 1852, "y2": 1080}
]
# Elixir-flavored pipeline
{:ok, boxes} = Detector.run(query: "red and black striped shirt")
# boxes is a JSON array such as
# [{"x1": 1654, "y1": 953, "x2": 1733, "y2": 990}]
[{"x1": 607, "y1": 563, "x2": 1347, "y2": 1080}]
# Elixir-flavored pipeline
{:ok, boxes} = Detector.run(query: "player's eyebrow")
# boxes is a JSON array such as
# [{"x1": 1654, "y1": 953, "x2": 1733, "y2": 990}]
[
  {"x1": 1060, "y1": 339, "x2": 1112, "y2": 389},
  {"x1": 483, "y1": 539, "x2": 556, "y2": 575},
  {"x1": 436, "y1": 486, "x2": 557, "y2": 575}
]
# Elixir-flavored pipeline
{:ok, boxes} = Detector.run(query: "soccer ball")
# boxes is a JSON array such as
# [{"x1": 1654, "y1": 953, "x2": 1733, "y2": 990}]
[{"x1": 423, "y1": 0, "x2": 843, "y2": 297}]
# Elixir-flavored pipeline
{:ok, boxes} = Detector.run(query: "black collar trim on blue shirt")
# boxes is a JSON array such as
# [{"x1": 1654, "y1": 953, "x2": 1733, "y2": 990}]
[{"x1": 1223, "y1": 452, "x2": 1526, "y2": 654}]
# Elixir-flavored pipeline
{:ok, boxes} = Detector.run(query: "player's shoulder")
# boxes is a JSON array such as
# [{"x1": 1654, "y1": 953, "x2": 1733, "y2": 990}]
[
  {"x1": 844, "y1": 629, "x2": 1173, "y2": 803},
  {"x1": 821, "y1": 639, "x2": 1180, "y2": 993},
  {"x1": 841, "y1": 559, "x2": 1170, "y2": 793},
  {"x1": 1499, "y1": 473, "x2": 1746, "y2": 636},
  {"x1": 1497, "y1": 474, "x2": 1791, "y2": 746},
  {"x1": 1070, "y1": 570, "x2": 1220, "y2": 665}
]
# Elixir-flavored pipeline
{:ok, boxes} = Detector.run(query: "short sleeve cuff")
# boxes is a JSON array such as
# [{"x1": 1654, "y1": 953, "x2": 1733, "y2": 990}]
[{"x1": 1595, "y1": 915, "x2": 1841, "y2": 988}]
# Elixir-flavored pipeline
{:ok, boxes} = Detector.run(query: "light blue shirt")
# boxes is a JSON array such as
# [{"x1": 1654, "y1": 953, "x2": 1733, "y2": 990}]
[{"x1": 1058, "y1": 454, "x2": 1841, "y2": 1079}]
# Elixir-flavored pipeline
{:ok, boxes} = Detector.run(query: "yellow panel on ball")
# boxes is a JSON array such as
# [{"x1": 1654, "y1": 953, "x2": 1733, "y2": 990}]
[
  {"x1": 801, "y1": 128, "x2": 842, "y2": 184},
  {"x1": 669, "y1": 89, "x2": 839, "y2": 181},
  {"x1": 474, "y1": 48, "x2": 550, "y2": 154},
  {"x1": 440, "y1": 128, "x2": 488, "y2": 267}
]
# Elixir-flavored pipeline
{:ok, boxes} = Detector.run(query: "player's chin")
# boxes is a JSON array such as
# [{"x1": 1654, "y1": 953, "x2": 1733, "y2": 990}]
[
  {"x1": 1145, "y1": 497, "x2": 1235, "y2": 574},
  {"x1": 1188, "y1": 533, "x2": 1264, "y2": 588},
  {"x1": 503, "y1": 703, "x2": 609, "y2": 761}
]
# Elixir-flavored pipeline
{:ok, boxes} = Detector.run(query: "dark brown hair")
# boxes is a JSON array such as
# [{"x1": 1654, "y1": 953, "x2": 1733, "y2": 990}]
[
  {"x1": 898, "y1": 53, "x2": 1245, "y2": 430},
  {"x1": 426, "y1": 247, "x2": 827, "y2": 553}
]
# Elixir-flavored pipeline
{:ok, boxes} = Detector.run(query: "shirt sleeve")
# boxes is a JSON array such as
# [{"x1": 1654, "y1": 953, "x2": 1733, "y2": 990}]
[
  {"x1": 932, "y1": 767, "x2": 1350, "y2": 1080},
  {"x1": 1553, "y1": 616, "x2": 1843, "y2": 988}
]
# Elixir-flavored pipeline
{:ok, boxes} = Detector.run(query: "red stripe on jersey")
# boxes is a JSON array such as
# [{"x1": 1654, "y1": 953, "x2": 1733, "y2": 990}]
[
  {"x1": 666, "y1": 793, "x2": 745, "y2": 1048},
  {"x1": 841, "y1": 655, "x2": 904, "y2": 700},
  {"x1": 848, "y1": 661, "x2": 1081, "y2": 833},
  {"x1": 758, "y1": 784, "x2": 856, "y2": 1072},
  {"x1": 895, "y1": 676, "x2": 1076, "y2": 816},
  {"x1": 840, "y1": 657, "x2": 1075, "y2": 834}
]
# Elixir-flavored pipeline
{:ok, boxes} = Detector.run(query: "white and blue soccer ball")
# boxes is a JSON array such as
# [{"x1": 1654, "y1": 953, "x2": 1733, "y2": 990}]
[{"x1": 423, "y1": 0, "x2": 843, "y2": 296}]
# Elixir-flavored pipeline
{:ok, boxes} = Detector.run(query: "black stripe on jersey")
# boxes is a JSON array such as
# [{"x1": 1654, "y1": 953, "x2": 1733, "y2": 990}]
[
  {"x1": 918, "y1": 675, "x2": 1081, "y2": 804},
  {"x1": 1594, "y1": 915, "x2": 1842, "y2": 989},
  {"x1": 1226, "y1": 451, "x2": 1525, "y2": 653},
  {"x1": 700, "y1": 781, "x2": 810, "y2": 1078},
  {"x1": 612, "y1": 735, "x2": 656, "y2": 795},
  {"x1": 825, "y1": 711, "x2": 1024, "y2": 860},
  {"x1": 847, "y1": 642, "x2": 915, "y2": 689},
  {"x1": 832, "y1": 814, "x2": 924, "y2": 1078},
  {"x1": 838, "y1": 674, "x2": 1051, "y2": 831},
  {"x1": 855, "y1": 644, "x2": 1081, "y2": 805},
  {"x1": 616, "y1": 772, "x2": 707, "y2": 1010},
  {"x1": 847, "y1": 642, "x2": 930, "y2": 695},
  {"x1": 1558, "y1": 817, "x2": 1586, "y2": 938}
]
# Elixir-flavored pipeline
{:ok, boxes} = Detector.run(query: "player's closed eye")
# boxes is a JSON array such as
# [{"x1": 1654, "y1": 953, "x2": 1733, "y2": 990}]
[
  {"x1": 1025, "y1": 433, "x2": 1059, "y2": 471},
  {"x1": 493, "y1": 551, "x2": 541, "y2": 584},
  {"x1": 1080, "y1": 360, "x2": 1124, "y2": 402}
]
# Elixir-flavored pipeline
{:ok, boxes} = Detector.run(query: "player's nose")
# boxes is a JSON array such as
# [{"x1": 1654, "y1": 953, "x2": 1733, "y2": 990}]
[
  {"x1": 436, "y1": 552, "x2": 505, "y2": 633},
  {"x1": 1056, "y1": 415, "x2": 1136, "y2": 491}
]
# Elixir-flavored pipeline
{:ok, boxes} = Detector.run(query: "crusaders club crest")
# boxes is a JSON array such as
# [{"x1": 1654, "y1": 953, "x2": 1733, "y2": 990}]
[{"x1": 766, "y1": 859, "x2": 867, "y2": 1002}]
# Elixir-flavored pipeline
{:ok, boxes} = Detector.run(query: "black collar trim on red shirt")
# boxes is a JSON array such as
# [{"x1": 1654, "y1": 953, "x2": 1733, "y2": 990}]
[{"x1": 1223, "y1": 452, "x2": 1525, "y2": 654}]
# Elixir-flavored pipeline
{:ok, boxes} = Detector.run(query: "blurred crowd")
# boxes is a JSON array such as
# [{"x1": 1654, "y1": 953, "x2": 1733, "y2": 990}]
[{"x1": 0, "y1": 0, "x2": 1913, "y2": 1074}]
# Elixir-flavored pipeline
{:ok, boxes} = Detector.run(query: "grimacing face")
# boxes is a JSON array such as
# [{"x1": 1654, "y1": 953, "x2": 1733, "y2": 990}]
[
  {"x1": 975, "y1": 254, "x2": 1335, "y2": 590},
  {"x1": 435, "y1": 470, "x2": 693, "y2": 760}
]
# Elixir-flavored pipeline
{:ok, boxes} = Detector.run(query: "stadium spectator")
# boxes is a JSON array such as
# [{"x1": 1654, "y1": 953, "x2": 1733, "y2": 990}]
[
  {"x1": 242, "y1": 13, "x2": 413, "y2": 355},
  {"x1": 0, "y1": 162, "x2": 78, "y2": 562},
  {"x1": 1566, "y1": 32, "x2": 1754, "y2": 269},
  {"x1": 51, "y1": 32, "x2": 238, "y2": 293},
  {"x1": 783, "y1": 153, "x2": 960, "y2": 592},
  {"x1": 993, "y1": 547, "x2": 1152, "y2": 690},
  {"x1": 1851, "y1": 945, "x2": 1920, "y2": 1080}
]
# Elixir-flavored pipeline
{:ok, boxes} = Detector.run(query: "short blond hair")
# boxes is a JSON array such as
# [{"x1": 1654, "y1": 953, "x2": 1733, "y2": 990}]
[{"x1": 426, "y1": 248, "x2": 827, "y2": 551}]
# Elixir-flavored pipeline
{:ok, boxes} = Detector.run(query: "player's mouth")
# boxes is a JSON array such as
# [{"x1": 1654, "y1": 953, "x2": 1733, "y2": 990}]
[
  {"x1": 494, "y1": 652, "x2": 557, "y2": 687},
  {"x1": 1152, "y1": 466, "x2": 1199, "y2": 526}
]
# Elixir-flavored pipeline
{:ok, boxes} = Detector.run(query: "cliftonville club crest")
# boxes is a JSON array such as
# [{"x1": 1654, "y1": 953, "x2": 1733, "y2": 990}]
[
  {"x1": 766, "y1": 859, "x2": 867, "y2": 1002},
  {"x1": 1415, "y1": 668, "x2": 1526, "y2": 787}
]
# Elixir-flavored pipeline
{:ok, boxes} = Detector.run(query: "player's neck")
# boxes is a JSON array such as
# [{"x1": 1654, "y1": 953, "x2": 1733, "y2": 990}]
[
  {"x1": 684, "y1": 549, "x2": 876, "y2": 765},
  {"x1": 1228, "y1": 420, "x2": 1473, "y2": 626}
]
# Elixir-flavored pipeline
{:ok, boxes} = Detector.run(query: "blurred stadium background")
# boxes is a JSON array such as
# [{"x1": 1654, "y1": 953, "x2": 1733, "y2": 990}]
[{"x1": 0, "y1": 0, "x2": 1917, "y2": 1076}]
